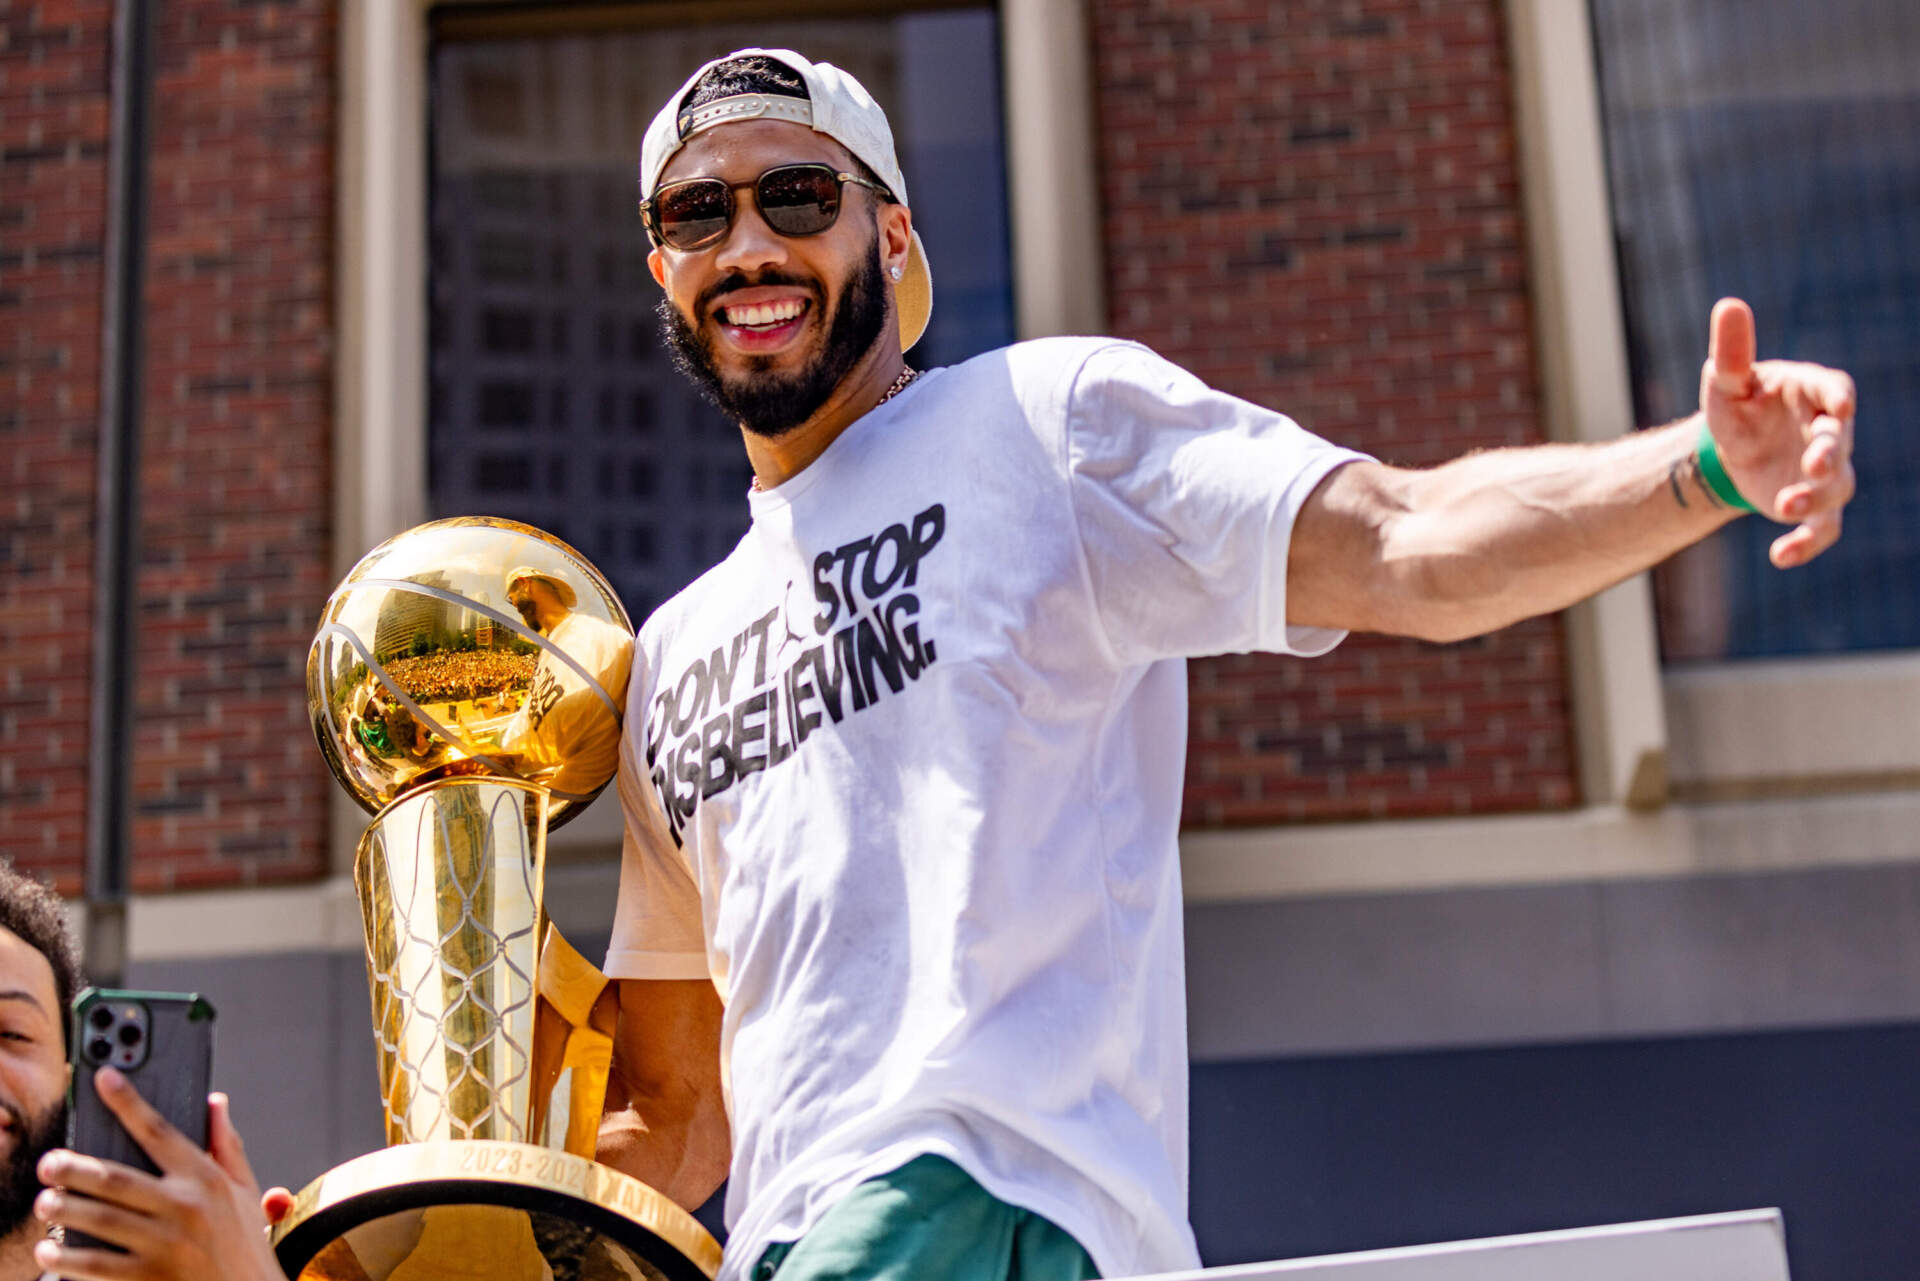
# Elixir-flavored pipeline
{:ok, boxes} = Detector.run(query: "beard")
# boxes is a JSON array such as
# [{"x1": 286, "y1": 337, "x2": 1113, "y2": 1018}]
[
  {"x1": 0, "y1": 1096, "x2": 65, "y2": 1237},
  {"x1": 657, "y1": 232, "x2": 890, "y2": 439}
]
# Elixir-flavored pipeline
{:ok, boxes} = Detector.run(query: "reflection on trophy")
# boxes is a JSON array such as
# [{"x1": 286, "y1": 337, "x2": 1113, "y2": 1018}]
[{"x1": 278, "y1": 516, "x2": 720, "y2": 1281}]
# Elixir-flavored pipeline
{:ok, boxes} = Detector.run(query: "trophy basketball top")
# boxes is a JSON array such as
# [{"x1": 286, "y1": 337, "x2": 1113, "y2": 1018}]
[{"x1": 308, "y1": 516, "x2": 636, "y2": 828}]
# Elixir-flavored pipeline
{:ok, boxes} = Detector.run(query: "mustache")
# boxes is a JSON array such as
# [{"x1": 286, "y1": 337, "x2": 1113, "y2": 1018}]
[{"x1": 695, "y1": 269, "x2": 823, "y2": 317}]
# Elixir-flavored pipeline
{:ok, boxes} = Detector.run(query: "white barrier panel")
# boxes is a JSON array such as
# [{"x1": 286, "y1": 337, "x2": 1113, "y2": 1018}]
[{"x1": 1121, "y1": 1209, "x2": 1788, "y2": 1281}]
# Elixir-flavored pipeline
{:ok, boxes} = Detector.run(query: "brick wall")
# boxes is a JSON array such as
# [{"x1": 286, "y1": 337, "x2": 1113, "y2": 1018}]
[
  {"x1": 1092, "y1": 0, "x2": 1579, "y2": 822},
  {"x1": 1, "y1": 0, "x2": 112, "y2": 887},
  {"x1": 1, "y1": 0, "x2": 334, "y2": 891}
]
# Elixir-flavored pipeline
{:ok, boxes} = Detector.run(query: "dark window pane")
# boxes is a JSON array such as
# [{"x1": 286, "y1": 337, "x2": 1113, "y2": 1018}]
[
  {"x1": 478, "y1": 382, "x2": 533, "y2": 427},
  {"x1": 475, "y1": 234, "x2": 536, "y2": 283},
  {"x1": 482, "y1": 309, "x2": 535, "y2": 353},
  {"x1": 1593, "y1": 0, "x2": 1920, "y2": 659},
  {"x1": 476, "y1": 455, "x2": 532, "y2": 492},
  {"x1": 475, "y1": 173, "x2": 535, "y2": 213}
]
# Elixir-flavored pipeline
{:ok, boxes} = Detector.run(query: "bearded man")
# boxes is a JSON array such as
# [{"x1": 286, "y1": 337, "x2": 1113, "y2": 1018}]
[
  {"x1": 592, "y1": 49, "x2": 1859, "y2": 1281},
  {"x1": 0, "y1": 861, "x2": 290, "y2": 1281}
]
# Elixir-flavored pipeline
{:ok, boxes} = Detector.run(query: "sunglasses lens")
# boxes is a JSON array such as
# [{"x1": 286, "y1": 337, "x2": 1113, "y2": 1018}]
[
  {"x1": 656, "y1": 180, "x2": 732, "y2": 249},
  {"x1": 757, "y1": 166, "x2": 842, "y2": 237}
]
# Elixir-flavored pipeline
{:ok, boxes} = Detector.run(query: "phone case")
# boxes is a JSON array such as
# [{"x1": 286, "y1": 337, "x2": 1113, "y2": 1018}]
[{"x1": 64, "y1": 989, "x2": 216, "y2": 1252}]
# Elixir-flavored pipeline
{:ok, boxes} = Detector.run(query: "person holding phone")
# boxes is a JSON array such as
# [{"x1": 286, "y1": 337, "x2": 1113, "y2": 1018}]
[{"x1": 0, "y1": 861, "x2": 290, "y2": 1281}]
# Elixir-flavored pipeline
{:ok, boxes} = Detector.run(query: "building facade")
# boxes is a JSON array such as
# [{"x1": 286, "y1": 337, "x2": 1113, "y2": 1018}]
[{"x1": 4, "y1": 1, "x2": 1919, "y2": 1276}]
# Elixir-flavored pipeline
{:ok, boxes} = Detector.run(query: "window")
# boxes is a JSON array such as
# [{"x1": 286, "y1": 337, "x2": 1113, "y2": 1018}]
[
  {"x1": 1591, "y1": 0, "x2": 1920, "y2": 660},
  {"x1": 427, "y1": 7, "x2": 1014, "y2": 623}
]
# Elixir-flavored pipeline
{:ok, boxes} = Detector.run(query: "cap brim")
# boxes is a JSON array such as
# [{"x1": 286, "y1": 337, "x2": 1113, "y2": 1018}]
[{"x1": 898, "y1": 229, "x2": 932, "y2": 353}]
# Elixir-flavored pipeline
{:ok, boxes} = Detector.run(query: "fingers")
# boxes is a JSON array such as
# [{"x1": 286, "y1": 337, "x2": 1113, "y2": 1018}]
[
  {"x1": 33, "y1": 1235, "x2": 150, "y2": 1281},
  {"x1": 38, "y1": 1148, "x2": 170, "y2": 1217},
  {"x1": 1804, "y1": 367, "x2": 1856, "y2": 423},
  {"x1": 1707, "y1": 297, "x2": 1756, "y2": 397},
  {"x1": 1771, "y1": 509, "x2": 1843, "y2": 569},
  {"x1": 262, "y1": 1185, "x2": 296, "y2": 1226},
  {"x1": 33, "y1": 1185, "x2": 156, "y2": 1259},
  {"x1": 95, "y1": 1066, "x2": 203, "y2": 1175},
  {"x1": 1802, "y1": 415, "x2": 1845, "y2": 476},
  {"x1": 208, "y1": 1092, "x2": 263, "y2": 1191}
]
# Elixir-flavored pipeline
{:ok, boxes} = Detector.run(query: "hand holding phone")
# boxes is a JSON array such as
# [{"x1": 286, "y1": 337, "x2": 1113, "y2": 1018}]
[
  {"x1": 66, "y1": 990, "x2": 214, "y2": 1190},
  {"x1": 33, "y1": 989, "x2": 290, "y2": 1281}
]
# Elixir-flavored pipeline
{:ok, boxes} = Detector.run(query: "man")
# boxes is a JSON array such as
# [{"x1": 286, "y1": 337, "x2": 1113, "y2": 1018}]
[
  {"x1": 593, "y1": 49, "x2": 1857, "y2": 1281},
  {"x1": 0, "y1": 861, "x2": 288, "y2": 1281},
  {"x1": 498, "y1": 565, "x2": 635, "y2": 802}
]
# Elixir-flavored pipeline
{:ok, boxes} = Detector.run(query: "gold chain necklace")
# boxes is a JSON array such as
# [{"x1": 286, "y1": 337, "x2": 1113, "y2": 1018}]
[{"x1": 750, "y1": 367, "x2": 920, "y2": 493}]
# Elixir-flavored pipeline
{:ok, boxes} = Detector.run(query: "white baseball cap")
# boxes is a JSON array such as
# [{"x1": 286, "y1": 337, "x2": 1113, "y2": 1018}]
[{"x1": 640, "y1": 48, "x2": 932, "y2": 352}]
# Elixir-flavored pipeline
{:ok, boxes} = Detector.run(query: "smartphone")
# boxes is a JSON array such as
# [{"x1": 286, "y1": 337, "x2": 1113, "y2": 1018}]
[{"x1": 63, "y1": 989, "x2": 216, "y2": 1251}]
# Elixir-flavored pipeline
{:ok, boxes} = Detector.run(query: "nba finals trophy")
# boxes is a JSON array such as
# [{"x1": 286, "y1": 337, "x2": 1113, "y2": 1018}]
[{"x1": 276, "y1": 517, "x2": 720, "y2": 1281}]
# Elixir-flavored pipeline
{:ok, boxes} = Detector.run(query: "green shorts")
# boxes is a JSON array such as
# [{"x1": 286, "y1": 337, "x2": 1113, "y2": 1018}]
[{"x1": 748, "y1": 1154, "x2": 1102, "y2": 1281}]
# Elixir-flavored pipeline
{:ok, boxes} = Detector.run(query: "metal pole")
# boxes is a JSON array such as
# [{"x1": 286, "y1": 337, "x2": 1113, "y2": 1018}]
[{"x1": 85, "y1": 0, "x2": 157, "y2": 987}]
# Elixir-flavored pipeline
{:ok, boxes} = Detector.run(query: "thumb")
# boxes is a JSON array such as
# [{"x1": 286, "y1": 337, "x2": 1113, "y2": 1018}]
[
  {"x1": 207, "y1": 1093, "x2": 262, "y2": 1190},
  {"x1": 262, "y1": 1186, "x2": 296, "y2": 1226},
  {"x1": 1707, "y1": 296, "x2": 1756, "y2": 397}
]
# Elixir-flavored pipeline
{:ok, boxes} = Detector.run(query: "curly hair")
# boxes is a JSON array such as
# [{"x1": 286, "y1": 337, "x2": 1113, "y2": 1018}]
[
  {"x1": 681, "y1": 53, "x2": 809, "y2": 115},
  {"x1": 678, "y1": 54, "x2": 887, "y2": 192},
  {"x1": 0, "y1": 861, "x2": 83, "y2": 1048}
]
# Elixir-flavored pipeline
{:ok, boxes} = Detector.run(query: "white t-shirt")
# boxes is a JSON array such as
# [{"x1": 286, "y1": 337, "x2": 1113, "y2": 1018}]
[{"x1": 607, "y1": 338, "x2": 1365, "y2": 1281}]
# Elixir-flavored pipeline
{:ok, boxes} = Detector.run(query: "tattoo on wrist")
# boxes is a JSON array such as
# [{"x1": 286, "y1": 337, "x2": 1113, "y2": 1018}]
[{"x1": 1669, "y1": 453, "x2": 1725, "y2": 511}]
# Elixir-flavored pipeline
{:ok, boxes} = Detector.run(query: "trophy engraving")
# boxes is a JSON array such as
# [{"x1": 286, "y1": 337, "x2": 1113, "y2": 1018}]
[{"x1": 276, "y1": 517, "x2": 720, "y2": 1281}]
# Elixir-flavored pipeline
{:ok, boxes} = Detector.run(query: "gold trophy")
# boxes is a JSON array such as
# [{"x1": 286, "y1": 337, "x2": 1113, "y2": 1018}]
[{"x1": 279, "y1": 517, "x2": 720, "y2": 1281}]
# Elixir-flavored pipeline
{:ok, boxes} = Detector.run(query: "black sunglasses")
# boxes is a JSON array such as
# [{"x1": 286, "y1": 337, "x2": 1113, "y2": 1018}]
[{"x1": 640, "y1": 163, "x2": 894, "y2": 252}]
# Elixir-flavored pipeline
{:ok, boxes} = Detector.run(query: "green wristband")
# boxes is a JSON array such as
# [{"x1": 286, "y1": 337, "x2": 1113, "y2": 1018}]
[{"x1": 1694, "y1": 421, "x2": 1757, "y2": 514}]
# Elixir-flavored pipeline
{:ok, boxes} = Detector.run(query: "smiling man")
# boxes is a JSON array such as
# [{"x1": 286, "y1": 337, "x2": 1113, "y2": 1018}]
[
  {"x1": 0, "y1": 861, "x2": 291, "y2": 1281},
  {"x1": 0, "y1": 867, "x2": 77, "y2": 1281},
  {"x1": 594, "y1": 49, "x2": 1859, "y2": 1281}
]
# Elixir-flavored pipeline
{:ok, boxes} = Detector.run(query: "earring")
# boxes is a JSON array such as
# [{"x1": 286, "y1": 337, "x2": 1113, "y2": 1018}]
[{"x1": 890, "y1": 265, "x2": 903, "y2": 281}]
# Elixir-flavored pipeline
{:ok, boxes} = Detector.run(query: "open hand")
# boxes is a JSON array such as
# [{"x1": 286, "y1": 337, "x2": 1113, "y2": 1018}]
[
  {"x1": 1700, "y1": 297, "x2": 1857, "y2": 568},
  {"x1": 33, "y1": 1068, "x2": 287, "y2": 1281}
]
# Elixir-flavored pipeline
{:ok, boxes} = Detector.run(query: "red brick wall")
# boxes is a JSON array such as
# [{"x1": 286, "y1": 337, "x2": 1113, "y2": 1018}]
[
  {"x1": 1092, "y1": 0, "x2": 1580, "y2": 822},
  {"x1": 2, "y1": 0, "x2": 113, "y2": 888},
  {"x1": 1, "y1": 0, "x2": 335, "y2": 890}
]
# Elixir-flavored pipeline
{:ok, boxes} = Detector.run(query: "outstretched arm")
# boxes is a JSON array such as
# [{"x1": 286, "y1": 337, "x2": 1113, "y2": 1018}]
[
  {"x1": 1287, "y1": 298, "x2": 1857, "y2": 642},
  {"x1": 597, "y1": 977, "x2": 730, "y2": 1211}
]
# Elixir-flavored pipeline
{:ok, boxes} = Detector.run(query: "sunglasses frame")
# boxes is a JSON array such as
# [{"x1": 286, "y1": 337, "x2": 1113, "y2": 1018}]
[{"x1": 639, "y1": 162, "x2": 895, "y2": 251}]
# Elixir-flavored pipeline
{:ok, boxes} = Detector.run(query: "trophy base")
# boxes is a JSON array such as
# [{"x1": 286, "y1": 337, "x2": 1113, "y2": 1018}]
[{"x1": 272, "y1": 1140, "x2": 722, "y2": 1281}]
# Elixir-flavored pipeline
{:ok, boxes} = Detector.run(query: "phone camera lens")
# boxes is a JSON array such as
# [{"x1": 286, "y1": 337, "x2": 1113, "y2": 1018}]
[
  {"x1": 116, "y1": 1023, "x2": 143, "y2": 1046},
  {"x1": 87, "y1": 1037, "x2": 112, "y2": 1063},
  {"x1": 89, "y1": 1006, "x2": 114, "y2": 1030}
]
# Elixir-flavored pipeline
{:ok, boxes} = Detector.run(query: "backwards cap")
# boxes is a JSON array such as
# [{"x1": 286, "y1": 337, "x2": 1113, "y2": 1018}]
[{"x1": 640, "y1": 48, "x2": 931, "y2": 352}]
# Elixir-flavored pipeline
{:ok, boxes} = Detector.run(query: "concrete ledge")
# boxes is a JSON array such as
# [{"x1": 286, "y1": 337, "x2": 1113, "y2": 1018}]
[
  {"x1": 1665, "y1": 650, "x2": 1920, "y2": 788},
  {"x1": 1181, "y1": 791, "x2": 1920, "y2": 903},
  {"x1": 98, "y1": 790, "x2": 1920, "y2": 962},
  {"x1": 84, "y1": 862, "x2": 626, "y2": 963}
]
